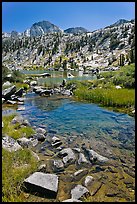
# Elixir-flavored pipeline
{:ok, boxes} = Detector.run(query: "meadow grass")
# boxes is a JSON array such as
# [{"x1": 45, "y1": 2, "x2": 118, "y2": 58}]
[
  {"x1": 2, "y1": 148, "x2": 38, "y2": 202},
  {"x1": 2, "y1": 113, "x2": 38, "y2": 202},
  {"x1": 2, "y1": 114, "x2": 35, "y2": 139}
]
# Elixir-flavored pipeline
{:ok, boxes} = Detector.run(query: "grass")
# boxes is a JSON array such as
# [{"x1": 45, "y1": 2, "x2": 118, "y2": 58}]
[
  {"x1": 2, "y1": 113, "x2": 39, "y2": 202},
  {"x1": 2, "y1": 114, "x2": 35, "y2": 140},
  {"x1": 66, "y1": 64, "x2": 135, "y2": 116},
  {"x1": 2, "y1": 148, "x2": 38, "y2": 202}
]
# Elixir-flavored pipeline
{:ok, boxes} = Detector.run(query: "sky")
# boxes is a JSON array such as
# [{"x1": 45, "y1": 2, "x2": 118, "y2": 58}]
[{"x1": 2, "y1": 2, "x2": 135, "y2": 33}]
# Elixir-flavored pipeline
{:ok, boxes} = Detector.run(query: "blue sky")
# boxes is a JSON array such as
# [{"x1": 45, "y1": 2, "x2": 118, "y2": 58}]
[{"x1": 2, "y1": 2, "x2": 135, "y2": 33}]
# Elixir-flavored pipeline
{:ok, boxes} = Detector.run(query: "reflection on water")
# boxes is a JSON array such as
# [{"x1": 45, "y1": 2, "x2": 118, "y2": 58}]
[
  {"x1": 19, "y1": 92, "x2": 135, "y2": 151},
  {"x1": 22, "y1": 70, "x2": 96, "y2": 87}
]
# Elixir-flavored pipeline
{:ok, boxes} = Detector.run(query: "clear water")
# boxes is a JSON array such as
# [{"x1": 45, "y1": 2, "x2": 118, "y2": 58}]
[
  {"x1": 18, "y1": 92, "x2": 135, "y2": 150},
  {"x1": 22, "y1": 70, "x2": 96, "y2": 86}
]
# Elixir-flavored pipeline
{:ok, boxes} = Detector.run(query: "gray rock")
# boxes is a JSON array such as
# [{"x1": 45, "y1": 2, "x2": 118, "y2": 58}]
[
  {"x1": 38, "y1": 164, "x2": 46, "y2": 172},
  {"x1": 86, "y1": 149, "x2": 109, "y2": 163},
  {"x1": 84, "y1": 176, "x2": 94, "y2": 187},
  {"x1": 74, "y1": 169, "x2": 88, "y2": 181},
  {"x1": 2, "y1": 135, "x2": 22, "y2": 152},
  {"x1": 3, "y1": 81, "x2": 11, "y2": 87},
  {"x1": 11, "y1": 115, "x2": 30, "y2": 126},
  {"x1": 77, "y1": 153, "x2": 89, "y2": 166},
  {"x1": 53, "y1": 159, "x2": 64, "y2": 172},
  {"x1": 73, "y1": 148, "x2": 81, "y2": 153},
  {"x1": 39, "y1": 89, "x2": 52, "y2": 96},
  {"x1": 51, "y1": 136, "x2": 61, "y2": 143},
  {"x1": 17, "y1": 137, "x2": 38, "y2": 148},
  {"x1": 59, "y1": 148, "x2": 76, "y2": 167},
  {"x1": 61, "y1": 89, "x2": 72, "y2": 96},
  {"x1": 17, "y1": 137, "x2": 31, "y2": 148},
  {"x1": 24, "y1": 172, "x2": 58, "y2": 198},
  {"x1": 36, "y1": 127, "x2": 47, "y2": 135},
  {"x1": 2, "y1": 98, "x2": 5, "y2": 103},
  {"x1": 62, "y1": 199, "x2": 82, "y2": 202},
  {"x1": 15, "y1": 88, "x2": 24, "y2": 97},
  {"x1": 7, "y1": 100, "x2": 17, "y2": 105},
  {"x1": 30, "y1": 81, "x2": 37, "y2": 86},
  {"x1": 71, "y1": 185, "x2": 90, "y2": 200},
  {"x1": 51, "y1": 141, "x2": 62, "y2": 148},
  {"x1": 2, "y1": 85, "x2": 16, "y2": 100},
  {"x1": 33, "y1": 133, "x2": 46, "y2": 142}
]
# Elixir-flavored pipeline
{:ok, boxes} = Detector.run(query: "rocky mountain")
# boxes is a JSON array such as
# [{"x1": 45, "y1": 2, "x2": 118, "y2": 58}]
[
  {"x1": 28, "y1": 20, "x2": 62, "y2": 36},
  {"x1": 64, "y1": 27, "x2": 88, "y2": 34},
  {"x1": 2, "y1": 19, "x2": 135, "y2": 70}
]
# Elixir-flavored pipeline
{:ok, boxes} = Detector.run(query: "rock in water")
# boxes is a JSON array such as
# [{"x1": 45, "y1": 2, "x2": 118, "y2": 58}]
[{"x1": 24, "y1": 172, "x2": 58, "y2": 198}]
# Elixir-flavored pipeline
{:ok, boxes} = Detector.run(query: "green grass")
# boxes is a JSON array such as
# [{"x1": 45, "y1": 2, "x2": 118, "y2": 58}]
[
  {"x1": 2, "y1": 148, "x2": 38, "y2": 202},
  {"x1": 66, "y1": 64, "x2": 135, "y2": 115},
  {"x1": 2, "y1": 113, "x2": 39, "y2": 202},
  {"x1": 2, "y1": 114, "x2": 35, "y2": 139}
]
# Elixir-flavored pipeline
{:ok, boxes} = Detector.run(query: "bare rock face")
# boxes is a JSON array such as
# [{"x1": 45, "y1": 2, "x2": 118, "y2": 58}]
[
  {"x1": 2, "y1": 135, "x2": 22, "y2": 152},
  {"x1": 71, "y1": 184, "x2": 90, "y2": 200},
  {"x1": 24, "y1": 172, "x2": 59, "y2": 198}
]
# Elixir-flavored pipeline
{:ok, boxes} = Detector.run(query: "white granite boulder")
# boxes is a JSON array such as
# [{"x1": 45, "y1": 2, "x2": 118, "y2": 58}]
[
  {"x1": 71, "y1": 184, "x2": 90, "y2": 200},
  {"x1": 24, "y1": 172, "x2": 58, "y2": 198}
]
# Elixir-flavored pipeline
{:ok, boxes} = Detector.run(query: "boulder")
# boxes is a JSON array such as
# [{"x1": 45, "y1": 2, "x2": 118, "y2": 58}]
[
  {"x1": 71, "y1": 185, "x2": 90, "y2": 200},
  {"x1": 62, "y1": 199, "x2": 82, "y2": 202},
  {"x1": 17, "y1": 137, "x2": 31, "y2": 148},
  {"x1": 85, "y1": 149, "x2": 109, "y2": 163},
  {"x1": 7, "y1": 100, "x2": 17, "y2": 105},
  {"x1": 74, "y1": 169, "x2": 88, "y2": 181},
  {"x1": 2, "y1": 98, "x2": 5, "y2": 103},
  {"x1": 2, "y1": 135, "x2": 22, "y2": 152},
  {"x1": 39, "y1": 89, "x2": 52, "y2": 96},
  {"x1": 36, "y1": 127, "x2": 47, "y2": 135},
  {"x1": 59, "y1": 148, "x2": 76, "y2": 167},
  {"x1": 53, "y1": 159, "x2": 64, "y2": 172},
  {"x1": 33, "y1": 133, "x2": 46, "y2": 142},
  {"x1": 11, "y1": 115, "x2": 30, "y2": 126},
  {"x1": 2, "y1": 85, "x2": 16, "y2": 100},
  {"x1": 61, "y1": 89, "x2": 72, "y2": 96},
  {"x1": 17, "y1": 137, "x2": 38, "y2": 148},
  {"x1": 84, "y1": 176, "x2": 94, "y2": 187},
  {"x1": 15, "y1": 88, "x2": 24, "y2": 97},
  {"x1": 77, "y1": 153, "x2": 89, "y2": 166},
  {"x1": 3, "y1": 81, "x2": 11, "y2": 87},
  {"x1": 51, "y1": 136, "x2": 62, "y2": 148},
  {"x1": 30, "y1": 81, "x2": 37, "y2": 86},
  {"x1": 24, "y1": 172, "x2": 58, "y2": 198}
]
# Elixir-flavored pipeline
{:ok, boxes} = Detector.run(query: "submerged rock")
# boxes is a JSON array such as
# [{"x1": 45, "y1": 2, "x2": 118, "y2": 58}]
[
  {"x1": 36, "y1": 127, "x2": 47, "y2": 135},
  {"x1": 85, "y1": 149, "x2": 109, "y2": 163},
  {"x1": 24, "y1": 172, "x2": 58, "y2": 198},
  {"x1": 71, "y1": 184, "x2": 90, "y2": 200}
]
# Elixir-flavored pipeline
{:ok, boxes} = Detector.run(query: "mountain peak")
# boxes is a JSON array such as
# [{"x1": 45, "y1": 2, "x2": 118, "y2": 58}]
[{"x1": 64, "y1": 27, "x2": 88, "y2": 34}]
